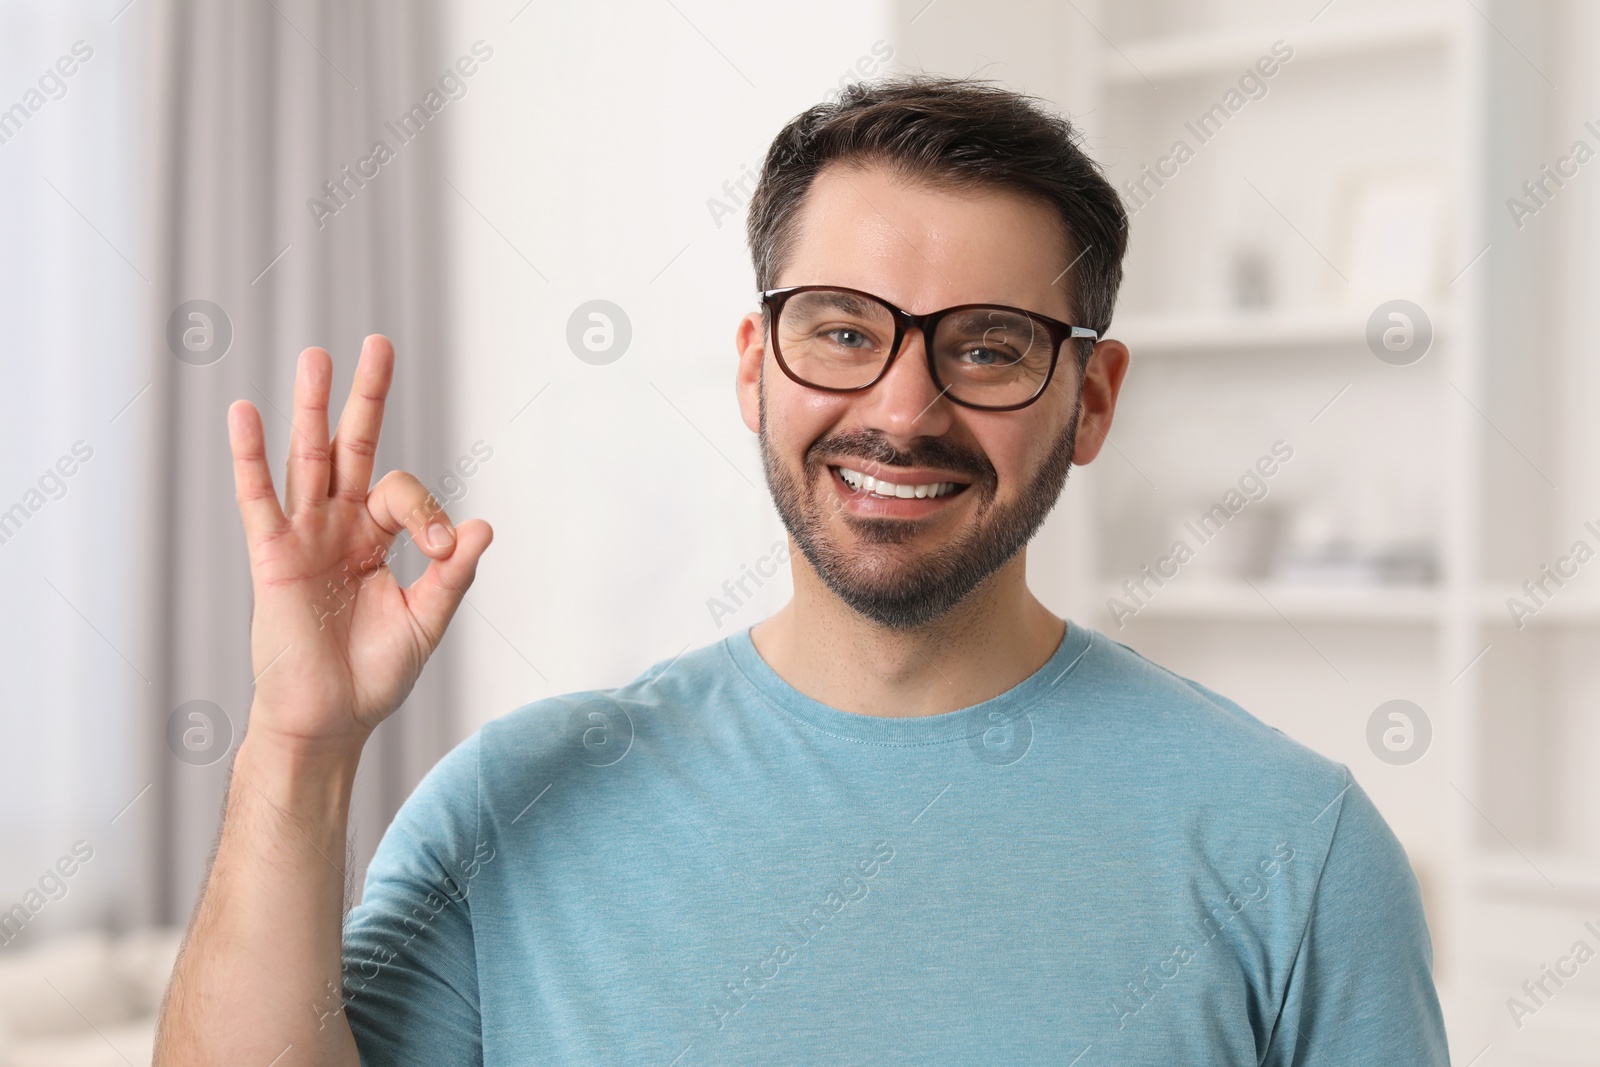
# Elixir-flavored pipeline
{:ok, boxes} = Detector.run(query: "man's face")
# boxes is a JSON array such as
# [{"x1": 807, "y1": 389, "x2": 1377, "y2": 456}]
[{"x1": 735, "y1": 161, "x2": 1124, "y2": 630}]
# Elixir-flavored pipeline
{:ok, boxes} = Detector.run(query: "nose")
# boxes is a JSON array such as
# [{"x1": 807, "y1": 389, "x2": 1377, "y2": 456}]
[{"x1": 857, "y1": 325, "x2": 954, "y2": 443}]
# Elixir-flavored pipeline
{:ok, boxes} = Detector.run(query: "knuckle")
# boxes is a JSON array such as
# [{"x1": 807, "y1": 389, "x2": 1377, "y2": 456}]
[
  {"x1": 374, "y1": 470, "x2": 443, "y2": 527},
  {"x1": 372, "y1": 469, "x2": 413, "y2": 493}
]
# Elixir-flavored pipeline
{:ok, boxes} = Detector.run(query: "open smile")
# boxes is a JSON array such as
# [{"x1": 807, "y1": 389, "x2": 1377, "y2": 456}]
[
  {"x1": 826, "y1": 463, "x2": 974, "y2": 518},
  {"x1": 836, "y1": 465, "x2": 964, "y2": 499}
]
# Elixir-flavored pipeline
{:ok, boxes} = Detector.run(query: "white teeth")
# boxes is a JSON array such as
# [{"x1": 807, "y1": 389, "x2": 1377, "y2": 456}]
[{"x1": 836, "y1": 466, "x2": 960, "y2": 499}]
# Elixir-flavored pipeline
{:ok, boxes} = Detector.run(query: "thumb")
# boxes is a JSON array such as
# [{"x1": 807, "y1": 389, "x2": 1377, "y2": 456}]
[{"x1": 403, "y1": 518, "x2": 493, "y2": 651}]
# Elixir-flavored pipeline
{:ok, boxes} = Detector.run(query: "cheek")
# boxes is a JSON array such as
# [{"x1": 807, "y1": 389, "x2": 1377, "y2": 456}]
[
  {"x1": 965, "y1": 417, "x2": 1034, "y2": 489},
  {"x1": 765, "y1": 378, "x2": 851, "y2": 460}
]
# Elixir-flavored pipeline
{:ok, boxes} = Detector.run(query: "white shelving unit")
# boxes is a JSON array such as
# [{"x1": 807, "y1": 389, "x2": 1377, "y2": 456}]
[
  {"x1": 1059, "y1": 1, "x2": 1600, "y2": 1061},
  {"x1": 1102, "y1": 8, "x2": 1464, "y2": 85},
  {"x1": 1101, "y1": 579, "x2": 1444, "y2": 623},
  {"x1": 1112, "y1": 303, "x2": 1459, "y2": 355}
]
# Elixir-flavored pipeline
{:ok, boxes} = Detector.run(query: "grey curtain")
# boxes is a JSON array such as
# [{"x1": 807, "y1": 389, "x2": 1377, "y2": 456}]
[{"x1": 139, "y1": 0, "x2": 456, "y2": 926}]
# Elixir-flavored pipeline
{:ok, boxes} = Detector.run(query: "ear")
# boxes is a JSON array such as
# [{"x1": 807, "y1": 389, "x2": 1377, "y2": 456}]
[
  {"x1": 1071, "y1": 338, "x2": 1130, "y2": 466},
  {"x1": 735, "y1": 310, "x2": 766, "y2": 435}
]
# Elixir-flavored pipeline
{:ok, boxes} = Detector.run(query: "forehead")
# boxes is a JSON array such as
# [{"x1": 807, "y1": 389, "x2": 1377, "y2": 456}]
[{"x1": 776, "y1": 160, "x2": 1075, "y2": 320}]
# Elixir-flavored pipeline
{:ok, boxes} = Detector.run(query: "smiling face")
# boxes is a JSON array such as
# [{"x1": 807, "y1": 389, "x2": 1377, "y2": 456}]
[{"x1": 736, "y1": 160, "x2": 1125, "y2": 630}]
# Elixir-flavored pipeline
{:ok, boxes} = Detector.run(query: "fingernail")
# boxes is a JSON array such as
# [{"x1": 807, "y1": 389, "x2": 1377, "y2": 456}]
[{"x1": 426, "y1": 523, "x2": 453, "y2": 550}]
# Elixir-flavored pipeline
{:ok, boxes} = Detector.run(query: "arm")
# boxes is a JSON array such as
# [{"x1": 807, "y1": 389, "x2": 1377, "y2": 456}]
[
  {"x1": 154, "y1": 336, "x2": 492, "y2": 1065},
  {"x1": 159, "y1": 732, "x2": 365, "y2": 1065}
]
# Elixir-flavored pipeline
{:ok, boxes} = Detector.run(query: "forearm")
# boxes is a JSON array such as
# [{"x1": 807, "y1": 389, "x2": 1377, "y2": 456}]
[{"x1": 155, "y1": 726, "x2": 366, "y2": 1067}]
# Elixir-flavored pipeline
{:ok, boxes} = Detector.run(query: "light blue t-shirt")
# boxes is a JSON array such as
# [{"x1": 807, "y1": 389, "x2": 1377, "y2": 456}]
[{"x1": 340, "y1": 621, "x2": 1449, "y2": 1065}]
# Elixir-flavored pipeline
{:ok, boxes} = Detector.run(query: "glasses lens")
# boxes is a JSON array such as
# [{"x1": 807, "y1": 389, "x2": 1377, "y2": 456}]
[
  {"x1": 933, "y1": 308, "x2": 1055, "y2": 407},
  {"x1": 775, "y1": 289, "x2": 897, "y2": 389}
]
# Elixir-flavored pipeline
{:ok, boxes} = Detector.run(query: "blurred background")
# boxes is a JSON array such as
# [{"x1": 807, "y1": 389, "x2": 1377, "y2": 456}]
[{"x1": 1, "y1": 0, "x2": 1595, "y2": 1062}]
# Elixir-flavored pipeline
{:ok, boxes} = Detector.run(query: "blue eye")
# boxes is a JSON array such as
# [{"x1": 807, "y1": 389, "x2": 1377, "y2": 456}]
[{"x1": 957, "y1": 347, "x2": 1018, "y2": 366}]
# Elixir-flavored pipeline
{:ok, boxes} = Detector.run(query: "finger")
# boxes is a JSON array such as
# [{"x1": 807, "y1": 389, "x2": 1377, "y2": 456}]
[
  {"x1": 403, "y1": 519, "x2": 493, "y2": 651},
  {"x1": 329, "y1": 335, "x2": 394, "y2": 502},
  {"x1": 285, "y1": 347, "x2": 334, "y2": 514},
  {"x1": 227, "y1": 400, "x2": 288, "y2": 543},
  {"x1": 366, "y1": 469, "x2": 456, "y2": 559}
]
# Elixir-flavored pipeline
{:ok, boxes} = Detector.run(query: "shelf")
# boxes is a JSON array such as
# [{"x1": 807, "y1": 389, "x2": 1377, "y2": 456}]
[
  {"x1": 1479, "y1": 585, "x2": 1600, "y2": 627},
  {"x1": 1098, "y1": 580, "x2": 1442, "y2": 623},
  {"x1": 1109, "y1": 308, "x2": 1371, "y2": 355},
  {"x1": 1110, "y1": 303, "x2": 1458, "y2": 357},
  {"x1": 1105, "y1": 9, "x2": 1463, "y2": 87},
  {"x1": 1476, "y1": 853, "x2": 1600, "y2": 906}
]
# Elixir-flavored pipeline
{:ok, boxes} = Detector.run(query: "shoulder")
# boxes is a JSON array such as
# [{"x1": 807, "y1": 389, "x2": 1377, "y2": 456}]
[
  {"x1": 1071, "y1": 625, "x2": 1352, "y2": 818},
  {"x1": 1061, "y1": 626, "x2": 1414, "y2": 919},
  {"x1": 481, "y1": 634, "x2": 735, "y2": 735},
  {"x1": 1070, "y1": 631, "x2": 1432, "y2": 982},
  {"x1": 471, "y1": 634, "x2": 740, "y2": 786}
]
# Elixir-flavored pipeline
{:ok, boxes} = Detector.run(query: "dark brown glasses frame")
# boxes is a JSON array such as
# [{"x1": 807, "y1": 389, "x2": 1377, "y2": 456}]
[{"x1": 759, "y1": 284, "x2": 1100, "y2": 412}]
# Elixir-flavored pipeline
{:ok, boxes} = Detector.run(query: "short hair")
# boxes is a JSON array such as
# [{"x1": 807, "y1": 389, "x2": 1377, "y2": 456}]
[{"x1": 746, "y1": 74, "x2": 1129, "y2": 353}]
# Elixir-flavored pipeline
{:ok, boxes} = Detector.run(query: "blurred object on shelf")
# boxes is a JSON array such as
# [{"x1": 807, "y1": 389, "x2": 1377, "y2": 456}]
[
  {"x1": 1162, "y1": 502, "x2": 1287, "y2": 582},
  {"x1": 1273, "y1": 536, "x2": 1439, "y2": 586},
  {"x1": 1271, "y1": 493, "x2": 1439, "y2": 587},
  {"x1": 1229, "y1": 245, "x2": 1275, "y2": 310}
]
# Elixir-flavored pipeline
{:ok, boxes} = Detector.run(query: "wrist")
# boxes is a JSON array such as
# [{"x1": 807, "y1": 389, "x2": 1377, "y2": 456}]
[{"x1": 234, "y1": 727, "x2": 365, "y2": 817}]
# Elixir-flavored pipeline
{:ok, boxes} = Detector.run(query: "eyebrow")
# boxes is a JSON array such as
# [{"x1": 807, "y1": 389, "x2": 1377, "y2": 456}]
[
  {"x1": 942, "y1": 307, "x2": 1038, "y2": 329},
  {"x1": 802, "y1": 291, "x2": 878, "y2": 316}
]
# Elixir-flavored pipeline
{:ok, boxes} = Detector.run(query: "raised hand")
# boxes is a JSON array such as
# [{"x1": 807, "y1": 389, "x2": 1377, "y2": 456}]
[{"x1": 226, "y1": 334, "x2": 493, "y2": 755}]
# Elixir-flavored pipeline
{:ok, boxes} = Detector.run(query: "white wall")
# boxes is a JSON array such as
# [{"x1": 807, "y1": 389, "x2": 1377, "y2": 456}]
[{"x1": 443, "y1": 0, "x2": 896, "y2": 727}]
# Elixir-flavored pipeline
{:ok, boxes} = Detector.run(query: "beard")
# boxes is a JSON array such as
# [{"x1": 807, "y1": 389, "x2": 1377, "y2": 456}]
[{"x1": 758, "y1": 378, "x2": 1081, "y2": 631}]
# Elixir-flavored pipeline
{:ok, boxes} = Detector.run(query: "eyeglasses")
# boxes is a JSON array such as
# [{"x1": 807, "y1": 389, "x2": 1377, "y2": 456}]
[{"x1": 759, "y1": 284, "x2": 1099, "y2": 412}]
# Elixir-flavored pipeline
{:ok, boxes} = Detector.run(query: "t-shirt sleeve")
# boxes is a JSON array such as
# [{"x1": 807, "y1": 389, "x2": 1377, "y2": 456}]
[
  {"x1": 1266, "y1": 769, "x2": 1450, "y2": 1065},
  {"x1": 341, "y1": 731, "x2": 485, "y2": 1067}
]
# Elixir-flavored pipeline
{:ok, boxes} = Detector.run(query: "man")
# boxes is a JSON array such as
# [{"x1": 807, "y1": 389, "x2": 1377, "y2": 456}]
[{"x1": 157, "y1": 75, "x2": 1450, "y2": 1064}]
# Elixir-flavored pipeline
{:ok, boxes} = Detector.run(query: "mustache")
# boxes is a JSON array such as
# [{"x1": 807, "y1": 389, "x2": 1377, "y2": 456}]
[{"x1": 806, "y1": 430, "x2": 995, "y2": 483}]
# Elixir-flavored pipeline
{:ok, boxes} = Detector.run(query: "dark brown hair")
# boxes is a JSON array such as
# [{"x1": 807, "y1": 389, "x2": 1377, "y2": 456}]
[{"x1": 746, "y1": 74, "x2": 1128, "y2": 353}]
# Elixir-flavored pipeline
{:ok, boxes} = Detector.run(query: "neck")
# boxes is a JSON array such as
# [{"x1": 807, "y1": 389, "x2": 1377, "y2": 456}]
[{"x1": 749, "y1": 542, "x2": 1066, "y2": 717}]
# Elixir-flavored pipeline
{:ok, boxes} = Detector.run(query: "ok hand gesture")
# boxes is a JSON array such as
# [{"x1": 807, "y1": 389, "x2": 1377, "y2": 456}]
[{"x1": 226, "y1": 335, "x2": 493, "y2": 755}]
